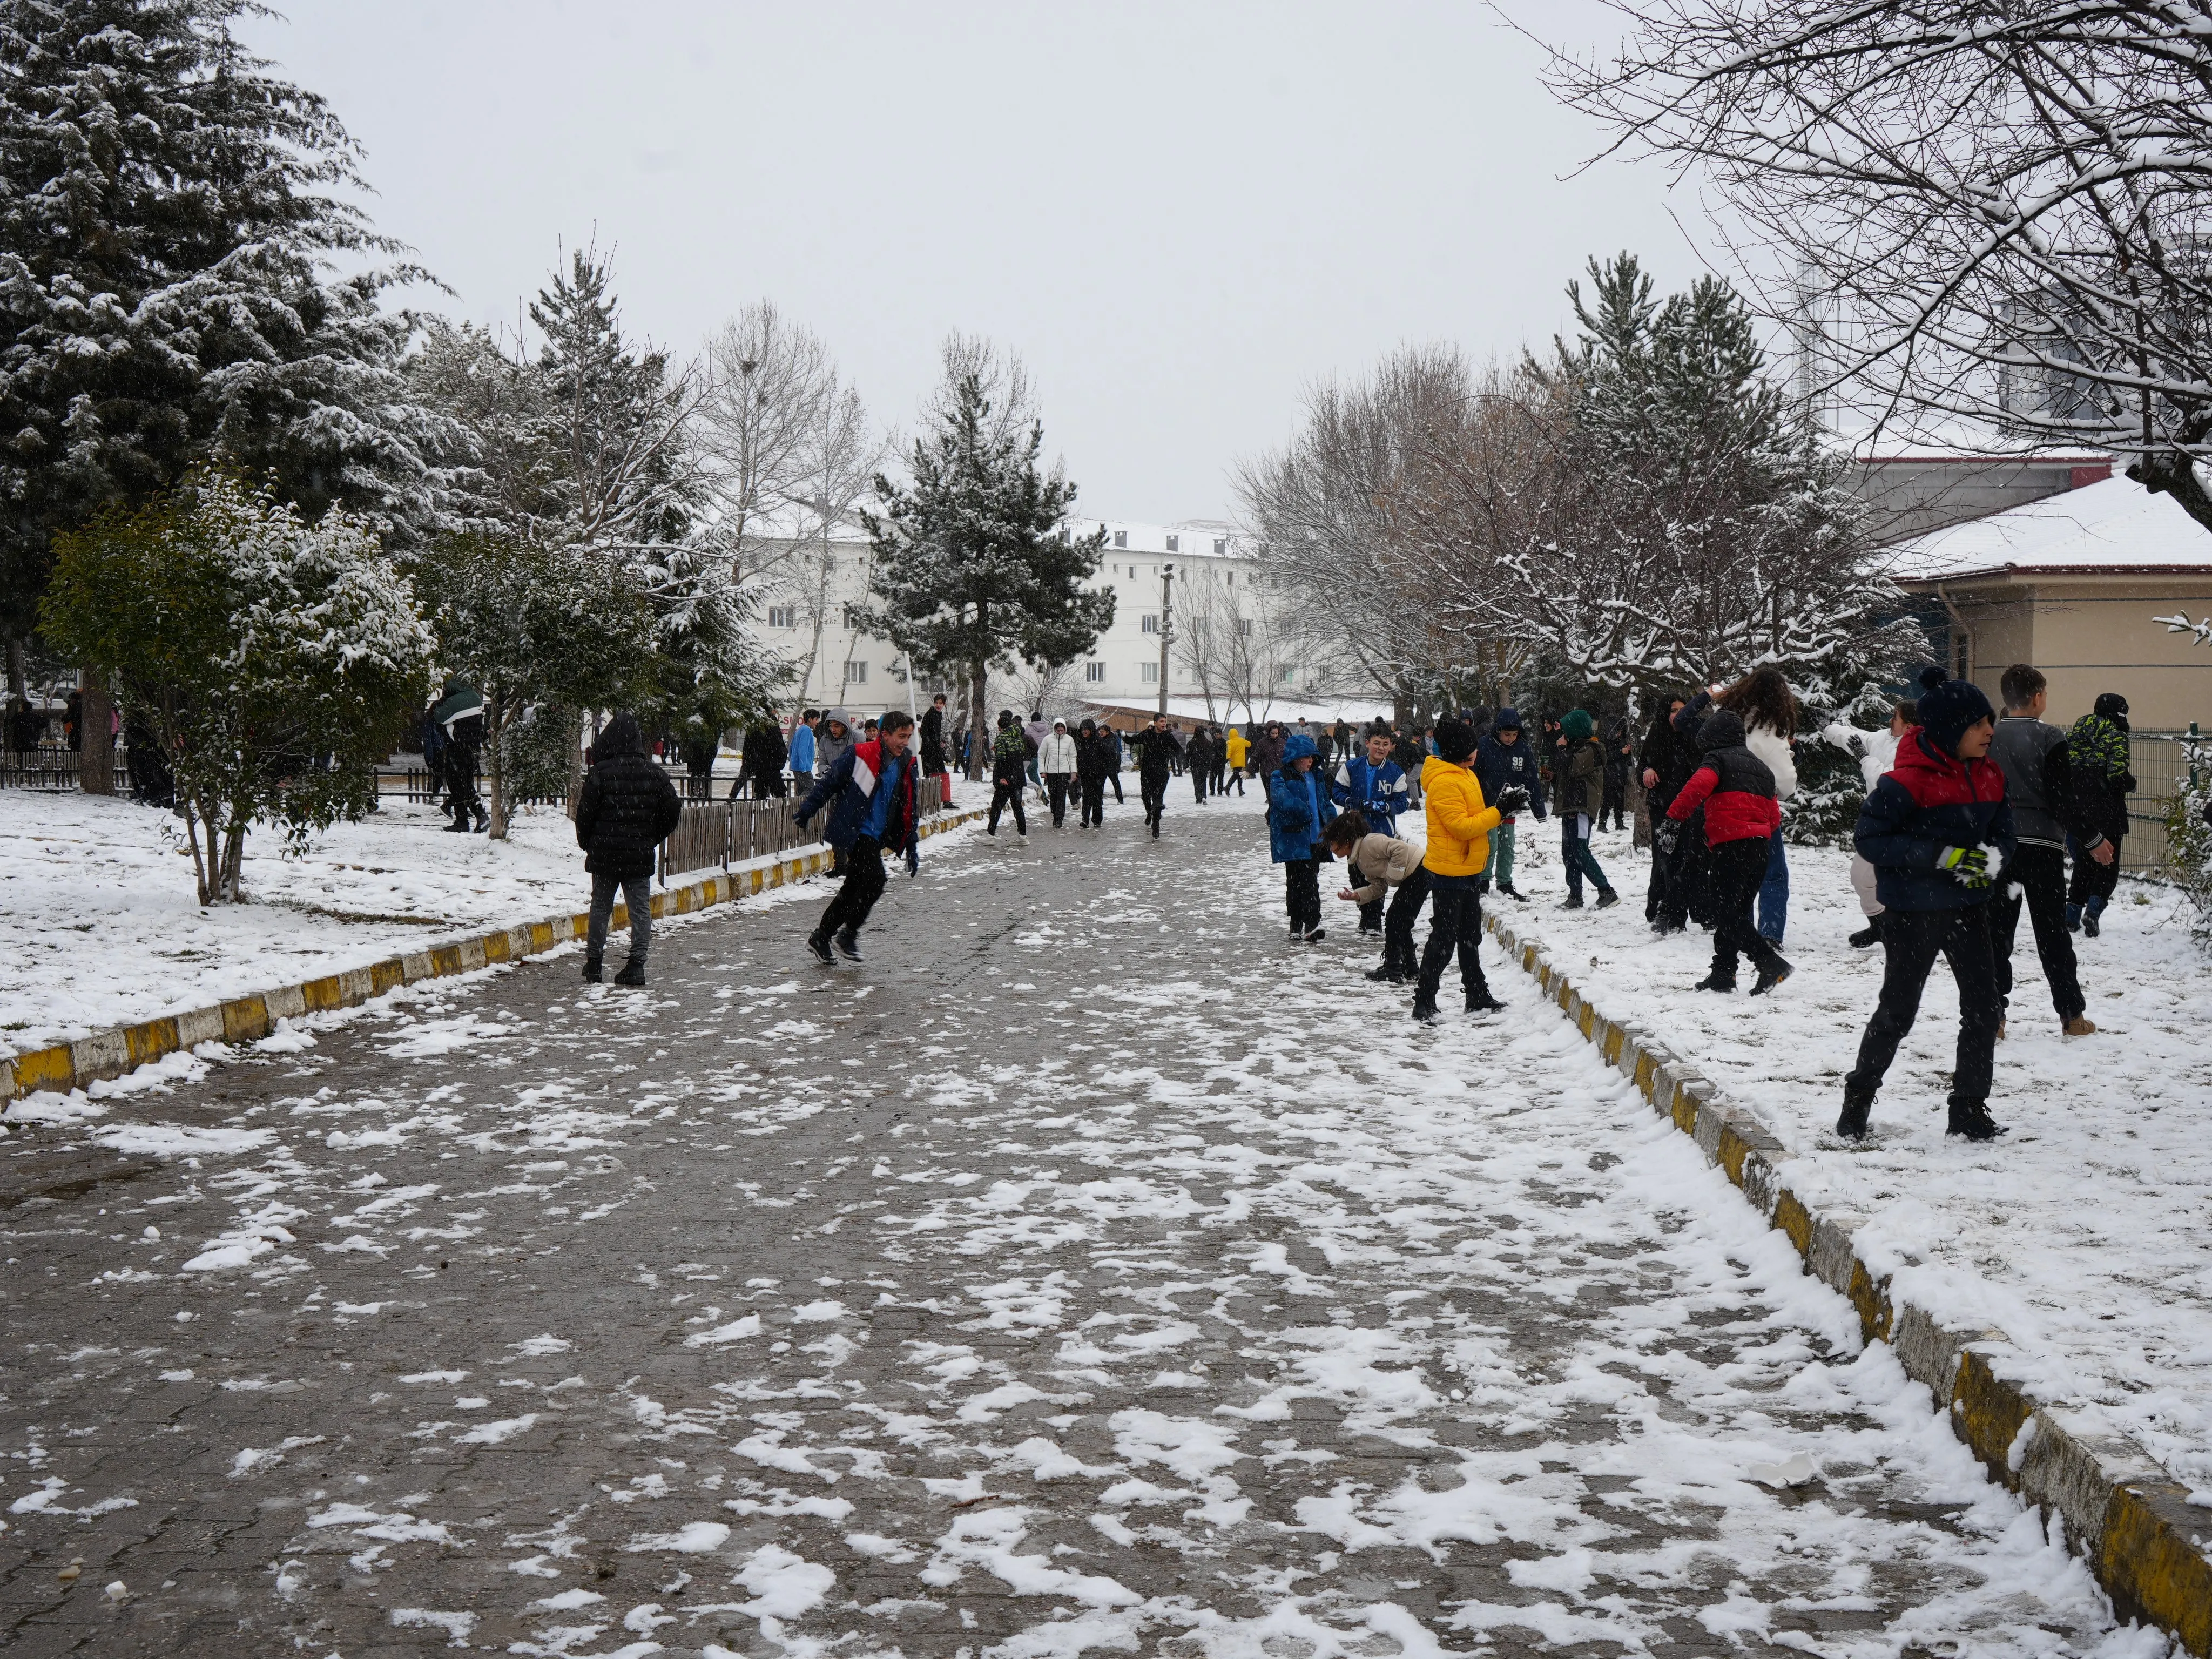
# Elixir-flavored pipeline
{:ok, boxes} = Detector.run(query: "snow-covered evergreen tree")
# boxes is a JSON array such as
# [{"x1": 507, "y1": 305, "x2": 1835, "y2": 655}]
[
  {"x1": 0, "y1": 0, "x2": 466, "y2": 649},
  {"x1": 858, "y1": 342, "x2": 1112, "y2": 778}
]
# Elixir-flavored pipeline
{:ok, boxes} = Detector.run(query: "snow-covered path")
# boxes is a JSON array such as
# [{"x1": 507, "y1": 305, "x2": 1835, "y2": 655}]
[{"x1": 0, "y1": 800, "x2": 2143, "y2": 1655}]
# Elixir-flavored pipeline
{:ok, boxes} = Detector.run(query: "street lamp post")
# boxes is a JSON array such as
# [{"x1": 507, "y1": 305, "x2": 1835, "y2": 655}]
[{"x1": 1157, "y1": 563, "x2": 1174, "y2": 720}]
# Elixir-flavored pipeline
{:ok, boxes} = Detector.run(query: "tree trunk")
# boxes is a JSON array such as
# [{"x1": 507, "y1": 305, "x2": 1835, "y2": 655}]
[
  {"x1": 567, "y1": 708, "x2": 588, "y2": 819},
  {"x1": 4, "y1": 636, "x2": 23, "y2": 699},
  {"x1": 967, "y1": 659, "x2": 989, "y2": 781},
  {"x1": 79, "y1": 668, "x2": 114, "y2": 795},
  {"x1": 487, "y1": 689, "x2": 509, "y2": 840},
  {"x1": 2127, "y1": 449, "x2": 2212, "y2": 536}
]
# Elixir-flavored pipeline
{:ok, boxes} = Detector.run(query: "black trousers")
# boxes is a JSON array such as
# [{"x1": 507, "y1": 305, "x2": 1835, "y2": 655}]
[
  {"x1": 1382, "y1": 867, "x2": 1431, "y2": 974},
  {"x1": 1994, "y1": 844, "x2": 2085, "y2": 1020},
  {"x1": 1415, "y1": 873, "x2": 1491, "y2": 1002},
  {"x1": 988, "y1": 772, "x2": 1027, "y2": 834},
  {"x1": 1846, "y1": 903, "x2": 2001, "y2": 1104},
  {"x1": 1108, "y1": 769, "x2": 1124, "y2": 803},
  {"x1": 1192, "y1": 766, "x2": 1208, "y2": 804},
  {"x1": 1044, "y1": 773, "x2": 1071, "y2": 826},
  {"x1": 1600, "y1": 773, "x2": 1628, "y2": 831},
  {"x1": 1141, "y1": 773, "x2": 1169, "y2": 825},
  {"x1": 443, "y1": 743, "x2": 480, "y2": 819},
  {"x1": 1706, "y1": 836, "x2": 1785, "y2": 984},
  {"x1": 1283, "y1": 859, "x2": 1321, "y2": 931},
  {"x1": 819, "y1": 835, "x2": 887, "y2": 936},
  {"x1": 1078, "y1": 774, "x2": 1105, "y2": 826},
  {"x1": 1213, "y1": 763, "x2": 1230, "y2": 795},
  {"x1": 2068, "y1": 836, "x2": 2122, "y2": 909}
]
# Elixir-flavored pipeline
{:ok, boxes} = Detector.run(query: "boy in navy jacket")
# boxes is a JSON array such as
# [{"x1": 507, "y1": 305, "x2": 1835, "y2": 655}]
[{"x1": 1838, "y1": 669, "x2": 2017, "y2": 1143}]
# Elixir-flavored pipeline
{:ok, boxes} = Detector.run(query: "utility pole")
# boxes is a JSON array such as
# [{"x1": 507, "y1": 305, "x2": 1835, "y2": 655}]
[{"x1": 1156, "y1": 563, "x2": 1175, "y2": 719}]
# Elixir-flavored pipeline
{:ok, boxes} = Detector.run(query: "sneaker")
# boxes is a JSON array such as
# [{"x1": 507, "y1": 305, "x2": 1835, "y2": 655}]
[
  {"x1": 805, "y1": 930, "x2": 835, "y2": 966},
  {"x1": 2062, "y1": 1015, "x2": 2097, "y2": 1037},
  {"x1": 1561, "y1": 894, "x2": 1584, "y2": 911},
  {"x1": 2082, "y1": 910, "x2": 2101, "y2": 938},
  {"x1": 1358, "y1": 923, "x2": 1383, "y2": 938},
  {"x1": 1363, "y1": 965, "x2": 1406, "y2": 983},
  {"x1": 1304, "y1": 928, "x2": 1327, "y2": 944},
  {"x1": 1289, "y1": 923, "x2": 1304, "y2": 943},
  {"x1": 613, "y1": 960, "x2": 646, "y2": 987},
  {"x1": 1410, "y1": 996, "x2": 1439, "y2": 1025},
  {"x1": 1847, "y1": 922, "x2": 1882, "y2": 949},
  {"x1": 1465, "y1": 989, "x2": 1507, "y2": 1014},
  {"x1": 581, "y1": 960, "x2": 603, "y2": 984},
  {"x1": 1497, "y1": 883, "x2": 1527, "y2": 903},
  {"x1": 1836, "y1": 1085, "x2": 1874, "y2": 1140},
  {"x1": 1750, "y1": 959, "x2": 1792, "y2": 996},
  {"x1": 441, "y1": 818, "x2": 470, "y2": 833},
  {"x1": 1691, "y1": 971, "x2": 1736, "y2": 993},
  {"x1": 1594, "y1": 889, "x2": 1621, "y2": 909},
  {"x1": 835, "y1": 929, "x2": 864, "y2": 962},
  {"x1": 2064, "y1": 903, "x2": 2081, "y2": 933},
  {"x1": 1945, "y1": 1098, "x2": 2007, "y2": 1141}
]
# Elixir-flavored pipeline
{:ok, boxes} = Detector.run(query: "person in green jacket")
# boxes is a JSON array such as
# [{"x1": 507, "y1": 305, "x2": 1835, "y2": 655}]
[{"x1": 1555, "y1": 710, "x2": 1620, "y2": 909}]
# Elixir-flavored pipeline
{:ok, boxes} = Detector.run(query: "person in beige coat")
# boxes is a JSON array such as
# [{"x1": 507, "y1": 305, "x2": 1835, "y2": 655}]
[{"x1": 1326, "y1": 810, "x2": 1430, "y2": 983}]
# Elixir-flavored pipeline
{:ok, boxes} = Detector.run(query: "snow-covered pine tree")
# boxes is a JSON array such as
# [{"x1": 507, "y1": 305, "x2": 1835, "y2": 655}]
[
  {"x1": 0, "y1": 0, "x2": 467, "y2": 650},
  {"x1": 858, "y1": 344, "x2": 1113, "y2": 779}
]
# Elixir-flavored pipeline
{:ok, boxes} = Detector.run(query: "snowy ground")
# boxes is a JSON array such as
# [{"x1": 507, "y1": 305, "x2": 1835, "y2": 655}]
[
  {"x1": 1482, "y1": 822, "x2": 2212, "y2": 1504},
  {"x1": 0, "y1": 798, "x2": 2148, "y2": 1655},
  {"x1": 0, "y1": 790, "x2": 811, "y2": 1057}
]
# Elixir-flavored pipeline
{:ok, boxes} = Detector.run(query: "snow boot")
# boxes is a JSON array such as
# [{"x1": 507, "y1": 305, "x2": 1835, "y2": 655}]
[
  {"x1": 1945, "y1": 1097, "x2": 2007, "y2": 1141},
  {"x1": 2062, "y1": 1015, "x2": 2098, "y2": 1037},
  {"x1": 2081, "y1": 906, "x2": 2101, "y2": 938},
  {"x1": 1410, "y1": 995, "x2": 1439, "y2": 1025},
  {"x1": 2064, "y1": 902, "x2": 2082, "y2": 933},
  {"x1": 581, "y1": 959, "x2": 603, "y2": 984},
  {"x1": 441, "y1": 816, "x2": 470, "y2": 833},
  {"x1": 1497, "y1": 883, "x2": 1527, "y2": 903},
  {"x1": 836, "y1": 928, "x2": 864, "y2": 962},
  {"x1": 613, "y1": 960, "x2": 646, "y2": 987},
  {"x1": 1303, "y1": 928, "x2": 1327, "y2": 944},
  {"x1": 805, "y1": 929, "x2": 836, "y2": 967},
  {"x1": 1465, "y1": 987, "x2": 1507, "y2": 1014},
  {"x1": 1691, "y1": 971, "x2": 1736, "y2": 994},
  {"x1": 1561, "y1": 893, "x2": 1584, "y2": 911},
  {"x1": 1364, "y1": 963, "x2": 1406, "y2": 983},
  {"x1": 1594, "y1": 888, "x2": 1621, "y2": 910},
  {"x1": 1835, "y1": 1085, "x2": 1874, "y2": 1141},
  {"x1": 1848, "y1": 918, "x2": 1883, "y2": 949},
  {"x1": 1750, "y1": 958, "x2": 1793, "y2": 996},
  {"x1": 471, "y1": 804, "x2": 490, "y2": 833}
]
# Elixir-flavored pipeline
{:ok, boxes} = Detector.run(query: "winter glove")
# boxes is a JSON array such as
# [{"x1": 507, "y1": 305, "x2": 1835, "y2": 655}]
[
  {"x1": 906, "y1": 844, "x2": 920, "y2": 878},
  {"x1": 1653, "y1": 819, "x2": 1681, "y2": 855},
  {"x1": 1495, "y1": 786, "x2": 1530, "y2": 817},
  {"x1": 1938, "y1": 845, "x2": 1993, "y2": 888}
]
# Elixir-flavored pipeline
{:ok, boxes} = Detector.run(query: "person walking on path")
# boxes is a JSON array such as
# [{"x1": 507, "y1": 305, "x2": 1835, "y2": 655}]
[
  {"x1": 1332, "y1": 728, "x2": 1413, "y2": 934},
  {"x1": 1837, "y1": 667, "x2": 2017, "y2": 1143},
  {"x1": 1664, "y1": 709, "x2": 1791, "y2": 997},
  {"x1": 1038, "y1": 718, "x2": 1078, "y2": 829},
  {"x1": 433, "y1": 680, "x2": 489, "y2": 833},
  {"x1": 1222, "y1": 724, "x2": 1249, "y2": 796},
  {"x1": 1210, "y1": 726, "x2": 1231, "y2": 797},
  {"x1": 1715, "y1": 669, "x2": 1799, "y2": 946},
  {"x1": 1990, "y1": 665, "x2": 2107, "y2": 1036},
  {"x1": 1640, "y1": 696, "x2": 1692, "y2": 929},
  {"x1": 575, "y1": 712, "x2": 684, "y2": 986},
  {"x1": 787, "y1": 710, "x2": 818, "y2": 798},
  {"x1": 1600, "y1": 719, "x2": 1634, "y2": 831},
  {"x1": 1249, "y1": 720, "x2": 1287, "y2": 805},
  {"x1": 986, "y1": 711, "x2": 1030, "y2": 839},
  {"x1": 1474, "y1": 709, "x2": 1547, "y2": 903},
  {"x1": 1410, "y1": 719, "x2": 1522, "y2": 1024},
  {"x1": 1391, "y1": 724, "x2": 1426, "y2": 807},
  {"x1": 1326, "y1": 808, "x2": 1428, "y2": 981},
  {"x1": 1847, "y1": 699, "x2": 1916, "y2": 948},
  {"x1": 1266, "y1": 732, "x2": 1333, "y2": 941},
  {"x1": 1075, "y1": 718, "x2": 1114, "y2": 828},
  {"x1": 1132, "y1": 712, "x2": 1179, "y2": 838},
  {"x1": 733, "y1": 718, "x2": 788, "y2": 800},
  {"x1": 1554, "y1": 710, "x2": 1619, "y2": 909},
  {"x1": 919, "y1": 694, "x2": 951, "y2": 805},
  {"x1": 795, "y1": 708, "x2": 921, "y2": 965},
  {"x1": 1187, "y1": 725, "x2": 1216, "y2": 804},
  {"x1": 2065, "y1": 692, "x2": 2133, "y2": 936}
]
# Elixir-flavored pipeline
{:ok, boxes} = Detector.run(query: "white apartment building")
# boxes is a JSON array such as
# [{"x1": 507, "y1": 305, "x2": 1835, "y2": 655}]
[{"x1": 748, "y1": 515, "x2": 1374, "y2": 724}]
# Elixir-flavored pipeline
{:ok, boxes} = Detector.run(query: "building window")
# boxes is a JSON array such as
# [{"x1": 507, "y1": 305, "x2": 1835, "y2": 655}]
[
  {"x1": 1278, "y1": 666, "x2": 1296, "y2": 684},
  {"x1": 1141, "y1": 613, "x2": 1159, "y2": 635},
  {"x1": 1114, "y1": 530, "x2": 1128, "y2": 549},
  {"x1": 1237, "y1": 617, "x2": 1253, "y2": 638},
  {"x1": 1085, "y1": 662, "x2": 1105, "y2": 683},
  {"x1": 1165, "y1": 534, "x2": 1179, "y2": 552},
  {"x1": 767, "y1": 605, "x2": 796, "y2": 629},
  {"x1": 845, "y1": 661, "x2": 867, "y2": 684},
  {"x1": 1213, "y1": 538, "x2": 1226, "y2": 555},
  {"x1": 1141, "y1": 662, "x2": 1159, "y2": 683}
]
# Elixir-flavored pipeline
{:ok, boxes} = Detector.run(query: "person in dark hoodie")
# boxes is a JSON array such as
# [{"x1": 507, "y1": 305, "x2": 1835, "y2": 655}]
[
  {"x1": 795, "y1": 707, "x2": 921, "y2": 965},
  {"x1": 1473, "y1": 708, "x2": 1546, "y2": 902},
  {"x1": 1990, "y1": 664, "x2": 2107, "y2": 1035},
  {"x1": 1267, "y1": 732, "x2": 1334, "y2": 941},
  {"x1": 1838, "y1": 666, "x2": 2017, "y2": 1143},
  {"x1": 986, "y1": 710, "x2": 1030, "y2": 839},
  {"x1": 1554, "y1": 710, "x2": 1618, "y2": 909},
  {"x1": 1131, "y1": 712, "x2": 1180, "y2": 838},
  {"x1": 574, "y1": 712, "x2": 685, "y2": 986},
  {"x1": 1600, "y1": 718, "x2": 1634, "y2": 831},
  {"x1": 1639, "y1": 694, "x2": 1692, "y2": 927},
  {"x1": 1664, "y1": 708, "x2": 1790, "y2": 996},
  {"x1": 1075, "y1": 718, "x2": 1114, "y2": 828},
  {"x1": 2065, "y1": 691, "x2": 2133, "y2": 935}
]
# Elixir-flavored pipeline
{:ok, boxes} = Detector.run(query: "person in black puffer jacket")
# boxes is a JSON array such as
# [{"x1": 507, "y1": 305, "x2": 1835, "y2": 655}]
[{"x1": 575, "y1": 712, "x2": 685, "y2": 986}]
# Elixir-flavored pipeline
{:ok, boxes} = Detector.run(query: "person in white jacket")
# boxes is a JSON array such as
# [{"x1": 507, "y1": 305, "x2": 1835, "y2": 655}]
[
  {"x1": 1037, "y1": 718, "x2": 1079, "y2": 828},
  {"x1": 1717, "y1": 667, "x2": 1799, "y2": 946}
]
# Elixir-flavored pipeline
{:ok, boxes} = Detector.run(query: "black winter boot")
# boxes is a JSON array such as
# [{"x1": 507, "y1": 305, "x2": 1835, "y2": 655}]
[
  {"x1": 1561, "y1": 893, "x2": 1584, "y2": 911},
  {"x1": 1835, "y1": 1084, "x2": 1874, "y2": 1140},
  {"x1": 1750, "y1": 958, "x2": 1793, "y2": 996},
  {"x1": 1945, "y1": 1097, "x2": 2007, "y2": 1141},
  {"x1": 1364, "y1": 963, "x2": 1405, "y2": 983},
  {"x1": 613, "y1": 959, "x2": 646, "y2": 987},
  {"x1": 1410, "y1": 995, "x2": 1439, "y2": 1024},
  {"x1": 1691, "y1": 970, "x2": 1736, "y2": 993},
  {"x1": 1465, "y1": 986, "x2": 1507, "y2": 1014},
  {"x1": 581, "y1": 959, "x2": 603, "y2": 984},
  {"x1": 1594, "y1": 888, "x2": 1620, "y2": 909}
]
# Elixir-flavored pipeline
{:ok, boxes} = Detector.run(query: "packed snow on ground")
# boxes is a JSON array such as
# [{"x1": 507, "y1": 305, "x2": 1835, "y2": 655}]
[
  {"x1": 1488, "y1": 825, "x2": 2212, "y2": 1499},
  {"x1": 0, "y1": 790, "x2": 839, "y2": 1056}
]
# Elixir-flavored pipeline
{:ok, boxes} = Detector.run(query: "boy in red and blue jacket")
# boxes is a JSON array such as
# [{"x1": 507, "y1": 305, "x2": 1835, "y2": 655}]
[
  {"x1": 1665, "y1": 708, "x2": 1788, "y2": 996},
  {"x1": 1838, "y1": 667, "x2": 2016, "y2": 1143}
]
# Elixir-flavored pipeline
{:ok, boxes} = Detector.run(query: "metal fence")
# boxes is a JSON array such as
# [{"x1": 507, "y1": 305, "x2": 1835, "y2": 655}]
[
  {"x1": 657, "y1": 772, "x2": 948, "y2": 881},
  {"x1": 2120, "y1": 729, "x2": 2201, "y2": 876}
]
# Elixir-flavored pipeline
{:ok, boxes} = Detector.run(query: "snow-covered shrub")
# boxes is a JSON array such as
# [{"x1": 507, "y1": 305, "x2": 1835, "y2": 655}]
[
  {"x1": 42, "y1": 470, "x2": 435, "y2": 903},
  {"x1": 2164, "y1": 735, "x2": 2212, "y2": 936}
]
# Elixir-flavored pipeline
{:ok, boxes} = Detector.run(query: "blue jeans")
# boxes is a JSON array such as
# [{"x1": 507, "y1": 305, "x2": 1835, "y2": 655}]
[
  {"x1": 1561, "y1": 817, "x2": 1609, "y2": 898},
  {"x1": 1757, "y1": 832, "x2": 1788, "y2": 943}
]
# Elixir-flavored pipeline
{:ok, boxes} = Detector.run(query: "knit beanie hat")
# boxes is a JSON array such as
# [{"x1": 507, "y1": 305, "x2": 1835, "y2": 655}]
[
  {"x1": 1916, "y1": 666, "x2": 1994, "y2": 756},
  {"x1": 2093, "y1": 691, "x2": 2131, "y2": 731},
  {"x1": 1433, "y1": 718, "x2": 1478, "y2": 764},
  {"x1": 1562, "y1": 709, "x2": 1595, "y2": 742}
]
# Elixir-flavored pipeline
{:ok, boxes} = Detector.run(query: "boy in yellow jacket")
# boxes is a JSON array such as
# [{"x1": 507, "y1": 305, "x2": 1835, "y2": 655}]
[
  {"x1": 1223, "y1": 725, "x2": 1249, "y2": 797},
  {"x1": 1413, "y1": 718, "x2": 1528, "y2": 1023}
]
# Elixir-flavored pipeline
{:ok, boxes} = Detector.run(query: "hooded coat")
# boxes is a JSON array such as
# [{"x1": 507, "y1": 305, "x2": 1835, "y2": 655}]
[
  {"x1": 1854, "y1": 728, "x2": 2017, "y2": 912},
  {"x1": 575, "y1": 714, "x2": 684, "y2": 878},
  {"x1": 815, "y1": 708, "x2": 857, "y2": 782},
  {"x1": 1418, "y1": 753, "x2": 1501, "y2": 878},
  {"x1": 2066, "y1": 709, "x2": 2134, "y2": 844},
  {"x1": 1265, "y1": 734, "x2": 1334, "y2": 864},
  {"x1": 1665, "y1": 710, "x2": 1779, "y2": 847},
  {"x1": 795, "y1": 736, "x2": 921, "y2": 855}
]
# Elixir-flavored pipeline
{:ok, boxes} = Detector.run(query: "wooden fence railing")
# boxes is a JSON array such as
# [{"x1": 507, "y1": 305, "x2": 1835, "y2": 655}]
[{"x1": 0, "y1": 753, "x2": 131, "y2": 792}]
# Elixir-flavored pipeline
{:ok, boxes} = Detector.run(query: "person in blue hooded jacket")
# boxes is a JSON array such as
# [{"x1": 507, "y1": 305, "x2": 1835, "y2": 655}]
[
  {"x1": 1329, "y1": 727, "x2": 1411, "y2": 933},
  {"x1": 794, "y1": 709, "x2": 921, "y2": 966},
  {"x1": 1266, "y1": 732, "x2": 1334, "y2": 942},
  {"x1": 1474, "y1": 708, "x2": 1547, "y2": 901}
]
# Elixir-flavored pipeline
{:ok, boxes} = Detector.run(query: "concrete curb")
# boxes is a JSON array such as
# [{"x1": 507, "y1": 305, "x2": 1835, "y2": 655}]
[
  {"x1": 1, "y1": 809, "x2": 985, "y2": 1110},
  {"x1": 1483, "y1": 908, "x2": 2212, "y2": 1655}
]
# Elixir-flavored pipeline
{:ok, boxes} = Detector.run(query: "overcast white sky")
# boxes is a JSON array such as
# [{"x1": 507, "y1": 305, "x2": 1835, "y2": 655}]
[{"x1": 240, "y1": 2, "x2": 1705, "y2": 525}]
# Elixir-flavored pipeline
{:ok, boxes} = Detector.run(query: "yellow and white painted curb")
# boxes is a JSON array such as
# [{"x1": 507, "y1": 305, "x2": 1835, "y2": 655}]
[
  {"x1": 1, "y1": 808, "x2": 984, "y2": 1109},
  {"x1": 1484, "y1": 908, "x2": 2212, "y2": 1656}
]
